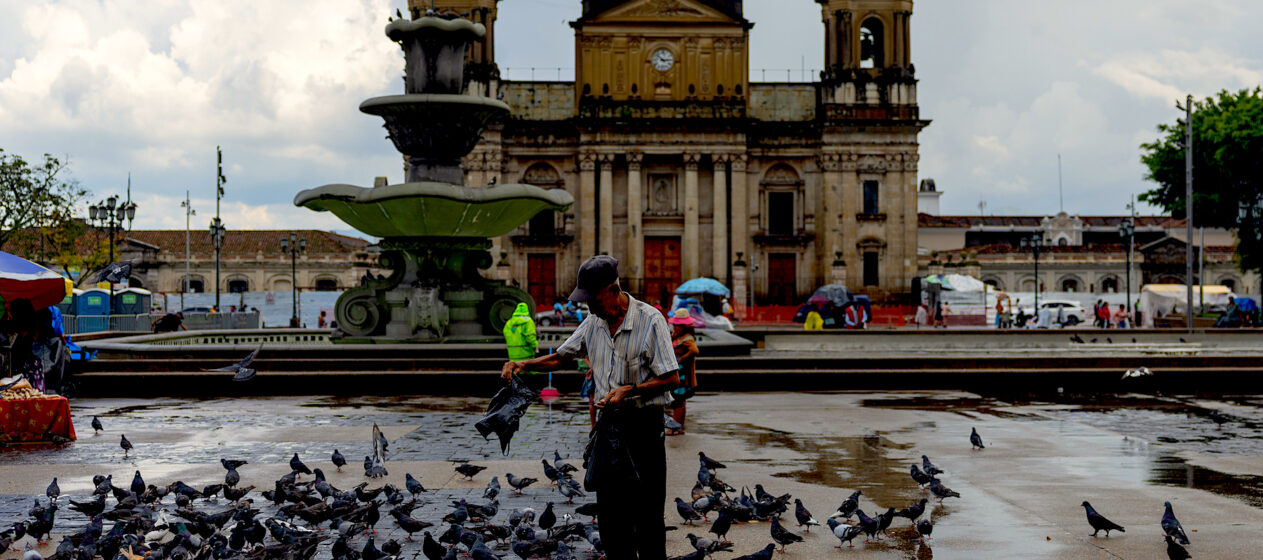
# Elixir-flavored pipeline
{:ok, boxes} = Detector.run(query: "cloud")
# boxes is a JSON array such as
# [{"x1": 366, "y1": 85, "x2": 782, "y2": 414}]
[{"x1": 1094, "y1": 48, "x2": 1263, "y2": 102}]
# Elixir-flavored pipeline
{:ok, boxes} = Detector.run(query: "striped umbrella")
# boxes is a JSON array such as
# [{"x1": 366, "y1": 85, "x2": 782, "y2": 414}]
[{"x1": 0, "y1": 251, "x2": 74, "y2": 310}]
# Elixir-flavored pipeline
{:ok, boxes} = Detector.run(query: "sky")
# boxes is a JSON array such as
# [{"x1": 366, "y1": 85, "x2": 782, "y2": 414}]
[{"x1": 0, "y1": 0, "x2": 1259, "y2": 234}]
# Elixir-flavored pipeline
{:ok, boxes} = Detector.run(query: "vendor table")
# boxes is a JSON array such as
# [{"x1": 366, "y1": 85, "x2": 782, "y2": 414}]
[{"x1": 0, "y1": 396, "x2": 76, "y2": 445}]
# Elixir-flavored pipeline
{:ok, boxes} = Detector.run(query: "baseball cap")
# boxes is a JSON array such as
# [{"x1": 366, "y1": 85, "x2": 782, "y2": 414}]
[{"x1": 569, "y1": 255, "x2": 620, "y2": 302}]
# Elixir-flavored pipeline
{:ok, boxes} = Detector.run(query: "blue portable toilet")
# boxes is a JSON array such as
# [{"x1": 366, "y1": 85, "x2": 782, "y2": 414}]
[{"x1": 74, "y1": 288, "x2": 112, "y2": 333}]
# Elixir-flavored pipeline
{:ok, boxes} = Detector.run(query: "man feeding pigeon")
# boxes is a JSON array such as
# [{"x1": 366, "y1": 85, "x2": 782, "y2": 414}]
[{"x1": 501, "y1": 255, "x2": 680, "y2": 560}]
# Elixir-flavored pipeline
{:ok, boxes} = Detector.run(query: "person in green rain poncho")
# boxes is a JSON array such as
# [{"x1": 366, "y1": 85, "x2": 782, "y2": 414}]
[{"x1": 502, "y1": 302, "x2": 538, "y2": 360}]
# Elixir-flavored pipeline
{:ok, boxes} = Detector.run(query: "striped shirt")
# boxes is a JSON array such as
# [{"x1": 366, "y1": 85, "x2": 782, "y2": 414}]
[{"x1": 557, "y1": 294, "x2": 679, "y2": 407}]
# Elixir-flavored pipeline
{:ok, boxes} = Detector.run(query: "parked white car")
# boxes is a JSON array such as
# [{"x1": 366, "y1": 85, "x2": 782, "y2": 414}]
[{"x1": 1017, "y1": 299, "x2": 1087, "y2": 326}]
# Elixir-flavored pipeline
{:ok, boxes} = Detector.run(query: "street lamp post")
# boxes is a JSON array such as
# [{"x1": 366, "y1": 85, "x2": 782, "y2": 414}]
[
  {"x1": 280, "y1": 232, "x2": 306, "y2": 326},
  {"x1": 209, "y1": 217, "x2": 226, "y2": 311},
  {"x1": 1020, "y1": 234, "x2": 1044, "y2": 320},
  {"x1": 1119, "y1": 218, "x2": 1134, "y2": 327},
  {"x1": 88, "y1": 195, "x2": 138, "y2": 316}
]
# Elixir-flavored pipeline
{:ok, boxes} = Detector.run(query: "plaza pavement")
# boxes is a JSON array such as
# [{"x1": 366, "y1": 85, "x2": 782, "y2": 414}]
[{"x1": 1, "y1": 391, "x2": 1260, "y2": 559}]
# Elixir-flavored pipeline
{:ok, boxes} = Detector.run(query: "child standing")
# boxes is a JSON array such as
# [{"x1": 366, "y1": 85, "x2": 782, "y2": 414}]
[{"x1": 667, "y1": 309, "x2": 699, "y2": 435}]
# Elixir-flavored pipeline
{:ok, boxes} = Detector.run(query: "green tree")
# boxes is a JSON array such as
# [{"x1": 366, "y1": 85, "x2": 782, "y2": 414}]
[
  {"x1": 1139, "y1": 88, "x2": 1263, "y2": 272},
  {"x1": 0, "y1": 150, "x2": 90, "y2": 254}
]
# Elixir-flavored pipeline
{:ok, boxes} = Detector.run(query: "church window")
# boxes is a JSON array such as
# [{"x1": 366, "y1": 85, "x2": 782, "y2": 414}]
[
  {"x1": 768, "y1": 192, "x2": 795, "y2": 235},
  {"x1": 688, "y1": 84, "x2": 695, "y2": 94},
  {"x1": 863, "y1": 180, "x2": 879, "y2": 214},
  {"x1": 717, "y1": 84, "x2": 724, "y2": 95},
  {"x1": 1058, "y1": 238, "x2": 1069, "y2": 246},
  {"x1": 631, "y1": 83, "x2": 638, "y2": 94},
  {"x1": 583, "y1": 83, "x2": 591, "y2": 96},
  {"x1": 863, "y1": 252, "x2": 879, "y2": 286},
  {"x1": 860, "y1": 18, "x2": 884, "y2": 68},
  {"x1": 602, "y1": 83, "x2": 609, "y2": 94},
  {"x1": 734, "y1": 84, "x2": 742, "y2": 96}
]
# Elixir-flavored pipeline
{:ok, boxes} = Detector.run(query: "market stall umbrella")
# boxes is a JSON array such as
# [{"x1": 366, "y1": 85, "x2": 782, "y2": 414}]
[
  {"x1": 806, "y1": 284, "x2": 852, "y2": 308},
  {"x1": 0, "y1": 251, "x2": 74, "y2": 310},
  {"x1": 675, "y1": 277, "x2": 731, "y2": 296}
]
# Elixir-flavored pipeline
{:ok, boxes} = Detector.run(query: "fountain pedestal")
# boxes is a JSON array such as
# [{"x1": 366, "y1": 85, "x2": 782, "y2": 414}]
[{"x1": 295, "y1": 15, "x2": 573, "y2": 342}]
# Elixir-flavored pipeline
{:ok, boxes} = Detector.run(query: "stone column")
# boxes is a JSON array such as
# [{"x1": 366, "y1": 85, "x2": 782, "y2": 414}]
[
  {"x1": 831, "y1": 252, "x2": 847, "y2": 286},
  {"x1": 729, "y1": 155, "x2": 748, "y2": 276},
  {"x1": 732, "y1": 255, "x2": 748, "y2": 321},
  {"x1": 598, "y1": 154, "x2": 614, "y2": 256},
  {"x1": 840, "y1": 154, "x2": 859, "y2": 291},
  {"x1": 683, "y1": 153, "x2": 700, "y2": 280},
  {"x1": 821, "y1": 153, "x2": 843, "y2": 276},
  {"x1": 626, "y1": 152, "x2": 644, "y2": 294},
  {"x1": 578, "y1": 151, "x2": 597, "y2": 258},
  {"x1": 711, "y1": 155, "x2": 728, "y2": 283}
]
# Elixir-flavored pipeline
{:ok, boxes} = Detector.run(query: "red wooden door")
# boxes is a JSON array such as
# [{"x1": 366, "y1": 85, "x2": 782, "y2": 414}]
[
  {"x1": 527, "y1": 254, "x2": 556, "y2": 308},
  {"x1": 767, "y1": 253, "x2": 797, "y2": 305},
  {"x1": 643, "y1": 237, "x2": 682, "y2": 307}
]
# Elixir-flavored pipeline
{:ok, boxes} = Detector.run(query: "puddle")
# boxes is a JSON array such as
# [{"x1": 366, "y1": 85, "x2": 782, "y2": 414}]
[{"x1": 1148, "y1": 455, "x2": 1263, "y2": 509}]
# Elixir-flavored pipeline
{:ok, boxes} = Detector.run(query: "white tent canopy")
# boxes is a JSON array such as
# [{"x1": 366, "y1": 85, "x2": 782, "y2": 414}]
[{"x1": 1138, "y1": 284, "x2": 1236, "y2": 326}]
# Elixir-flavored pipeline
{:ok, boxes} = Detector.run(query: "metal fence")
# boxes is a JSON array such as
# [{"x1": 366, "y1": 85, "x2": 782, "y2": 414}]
[{"x1": 62, "y1": 312, "x2": 261, "y2": 334}]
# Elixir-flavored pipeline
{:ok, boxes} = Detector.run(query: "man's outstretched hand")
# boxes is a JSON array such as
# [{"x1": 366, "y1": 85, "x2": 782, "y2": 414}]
[{"x1": 501, "y1": 361, "x2": 525, "y2": 380}]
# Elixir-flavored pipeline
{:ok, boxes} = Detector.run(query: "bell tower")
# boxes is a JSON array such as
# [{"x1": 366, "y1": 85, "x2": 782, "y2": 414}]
[{"x1": 816, "y1": 0, "x2": 916, "y2": 113}]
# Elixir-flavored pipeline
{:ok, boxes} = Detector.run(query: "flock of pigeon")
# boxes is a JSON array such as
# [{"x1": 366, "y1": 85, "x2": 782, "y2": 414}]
[
  {"x1": 1, "y1": 417, "x2": 605, "y2": 560},
  {"x1": 666, "y1": 449, "x2": 958, "y2": 559}
]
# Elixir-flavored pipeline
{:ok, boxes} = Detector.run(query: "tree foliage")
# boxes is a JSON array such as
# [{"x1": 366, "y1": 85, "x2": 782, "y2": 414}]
[
  {"x1": 0, "y1": 150, "x2": 90, "y2": 254},
  {"x1": 1140, "y1": 88, "x2": 1263, "y2": 272}
]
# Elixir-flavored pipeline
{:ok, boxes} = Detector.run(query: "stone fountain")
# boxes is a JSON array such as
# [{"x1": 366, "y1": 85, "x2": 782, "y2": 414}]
[{"x1": 295, "y1": 15, "x2": 573, "y2": 342}]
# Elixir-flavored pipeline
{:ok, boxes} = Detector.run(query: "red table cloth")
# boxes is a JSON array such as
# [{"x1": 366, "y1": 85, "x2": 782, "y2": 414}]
[{"x1": 0, "y1": 396, "x2": 76, "y2": 444}]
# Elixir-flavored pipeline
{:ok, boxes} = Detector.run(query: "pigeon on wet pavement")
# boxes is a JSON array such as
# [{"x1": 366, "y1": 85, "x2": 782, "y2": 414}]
[
  {"x1": 896, "y1": 498, "x2": 928, "y2": 521},
  {"x1": 224, "y1": 466, "x2": 240, "y2": 488},
  {"x1": 332, "y1": 449, "x2": 347, "y2": 472},
  {"x1": 971, "y1": 427, "x2": 986, "y2": 450},
  {"x1": 854, "y1": 509, "x2": 880, "y2": 543},
  {"x1": 916, "y1": 518, "x2": 933, "y2": 542},
  {"x1": 557, "y1": 476, "x2": 585, "y2": 503},
  {"x1": 421, "y1": 531, "x2": 444, "y2": 560},
  {"x1": 675, "y1": 497, "x2": 704, "y2": 524},
  {"x1": 45, "y1": 478, "x2": 59, "y2": 502},
  {"x1": 731, "y1": 543, "x2": 775, "y2": 560},
  {"x1": 698, "y1": 452, "x2": 726, "y2": 470},
  {"x1": 686, "y1": 532, "x2": 733, "y2": 556},
  {"x1": 929, "y1": 479, "x2": 961, "y2": 502},
  {"x1": 290, "y1": 453, "x2": 312, "y2": 477},
  {"x1": 922, "y1": 455, "x2": 944, "y2": 476},
  {"x1": 455, "y1": 462, "x2": 487, "y2": 480},
  {"x1": 769, "y1": 516, "x2": 803, "y2": 552},
  {"x1": 793, "y1": 499, "x2": 818, "y2": 531},
  {"x1": 130, "y1": 470, "x2": 146, "y2": 495},
  {"x1": 405, "y1": 473, "x2": 426, "y2": 497},
  {"x1": 538, "y1": 502, "x2": 556, "y2": 530},
  {"x1": 826, "y1": 518, "x2": 862, "y2": 548},
  {"x1": 506, "y1": 473, "x2": 537, "y2": 494},
  {"x1": 1210, "y1": 410, "x2": 1230, "y2": 428},
  {"x1": 709, "y1": 509, "x2": 732, "y2": 540},
  {"x1": 542, "y1": 459, "x2": 562, "y2": 485},
  {"x1": 120, "y1": 435, "x2": 133, "y2": 457},
  {"x1": 483, "y1": 476, "x2": 500, "y2": 500},
  {"x1": 1081, "y1": 501, "x2": 1125, "y2": 537},
  {"x1": 553, "y1": 451, "x2": 578, "y2": 474},
  {"x1": 1165, "y1": 534, "x2": 1192, "y2": 560},
  {"x1": 832, "y1": 490, "x2": 862, "y2": 518},
  {"x1": 910, "y1": 465, "x2": 935, "y2": 487},
  {"x1": 876, "y1": 506, "x2": 896, "y2": 537},
  {"x1": 91, "y1": 416, "x2": 103, "y2": 433},
  {"x1": 1162, "y1": 501, "x2": 1190, "y2": 545}
]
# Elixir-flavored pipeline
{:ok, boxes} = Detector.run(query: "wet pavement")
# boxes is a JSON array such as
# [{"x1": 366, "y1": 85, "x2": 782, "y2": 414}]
[{"x1": 3, "y1": 391, "x2": 1263, "y2": 559}]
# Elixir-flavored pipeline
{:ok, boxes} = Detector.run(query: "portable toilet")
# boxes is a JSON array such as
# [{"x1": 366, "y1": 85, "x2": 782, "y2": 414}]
[
  {"x1": 56, "y1": 289, "x2": 80, "y2": 316},
  {"x1": 113, "y1": 288, "x2": 152, "y2": 315},
  {"x1": 74, "y1": 288, "x2": 111, "y2": 333}
]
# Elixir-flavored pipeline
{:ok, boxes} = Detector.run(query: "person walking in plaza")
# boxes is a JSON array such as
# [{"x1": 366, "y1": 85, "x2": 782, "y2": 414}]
[
  {"x1": 502, "y1": 302, "x2": 538, "y2": 360},
  {"x1": 501, "y1": 255, "x2": 679, "y2": 560},
  {"x1": 667, "y1": 308, "x2": 699, "y2": 435},
  {"x1": 1112, "y1": 303, "x2": 1128, "y2": 329},
  {"x1": 1096, "y1": 300, "x2": 1110, "y2": 328}
]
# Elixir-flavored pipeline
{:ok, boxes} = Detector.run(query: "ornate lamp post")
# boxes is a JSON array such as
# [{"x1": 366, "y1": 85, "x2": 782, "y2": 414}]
[
  {"x1": 208, "y1": 217, "x2": 226, "y2": 310},
  {"x1": 1019, "y1": 234, "x2": 1044, "y2": 318},
  {"x1": 1119, "y1": 218, "x2": 1135, "y2": 326},
  {"x1": 280, "y1": 232, "x2": 306, "y2": 326},
  {"x1": 88, "y1": 195, "x2": 138, "y2": 314}
]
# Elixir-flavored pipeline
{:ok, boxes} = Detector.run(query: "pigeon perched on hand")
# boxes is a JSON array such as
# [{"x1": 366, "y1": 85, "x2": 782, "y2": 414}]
[
  {"x1": 1081, "y1": 501, "x2": 1125, "y2": 537},
  {"x1": 793, "y1": 499, "x2": 818, "y2": 531},
  {"x1": 826, "y1": 518, "x2": 862, "y2": 548},
  {"x1": 1162, "y1": 501, "x2": 1189, "y2": 545},
  {"x1": 971, "y1": 427, "x2": 985, "y2": 450}
]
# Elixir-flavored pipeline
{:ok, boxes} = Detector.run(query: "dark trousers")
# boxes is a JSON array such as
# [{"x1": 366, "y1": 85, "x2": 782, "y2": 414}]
[{"x1": 596, "y1": 405, "x2": 666, "y2": 560}]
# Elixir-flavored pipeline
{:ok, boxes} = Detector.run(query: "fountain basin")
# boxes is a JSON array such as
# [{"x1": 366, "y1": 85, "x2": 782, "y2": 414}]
[
  {"x1": 360, "y1": 95, "x2": 510, "y2": 181},
  {"x1": 294, "y1": 181, "x2": 573, "y2": 238}
]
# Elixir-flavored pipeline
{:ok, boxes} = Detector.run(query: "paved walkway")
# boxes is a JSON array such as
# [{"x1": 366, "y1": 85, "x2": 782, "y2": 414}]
[{"x1": 2, "y1": 391, "x2": 1261, "y2": 559}]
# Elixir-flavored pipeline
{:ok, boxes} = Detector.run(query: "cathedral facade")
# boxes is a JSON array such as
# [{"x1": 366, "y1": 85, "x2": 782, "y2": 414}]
[{"x1": 415, "y1": 0, "x2": 928, "y2": 311}]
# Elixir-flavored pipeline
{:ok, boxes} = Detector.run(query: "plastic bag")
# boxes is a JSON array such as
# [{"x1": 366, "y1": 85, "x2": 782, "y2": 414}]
[{"x1": 475, "y1": 375, "x2": 538, "y2": 454}]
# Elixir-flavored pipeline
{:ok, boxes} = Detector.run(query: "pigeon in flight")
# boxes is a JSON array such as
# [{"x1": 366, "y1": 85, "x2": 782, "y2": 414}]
[
  {"x1": 1165, "y1": 534, "x2": 1191, "y2": 560},
  {"x1": 332, "y1": 449, "x2": 347, "y2": 472},
  {"x1": 769, "y1": 517, "x2": 803, "y2": 552},
  {"x1": 826, "y1": 518, "x2": 862, "y2": 548},
  {"x1": 91, "y1": 416, "x2": 103, "y2": 433},
  {"x1": 971, "y1": 427, "x2": 985, "y2": 450},
  {"x1": 1081, "y1": 501, "x2": 1125, "y2": 537},
  {"x1": 206, "y1": 343, "x2": 262, "y2": 382},
  {"x1": 793, "y1": 499, "x2": 818, "y2": 531},
  {"x1": 1162, "y1": 501, "x2": 1189, "y2": 545},
  {"x1": 1070, "y1": 334, "x2": 1085, "y2": 344},
  {"x1": 1122, "y1": 366, "x2": 1153, "y2": 380},
  {"x1": 120, "y1": 434, "x2": 133, "y2": 457}
]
